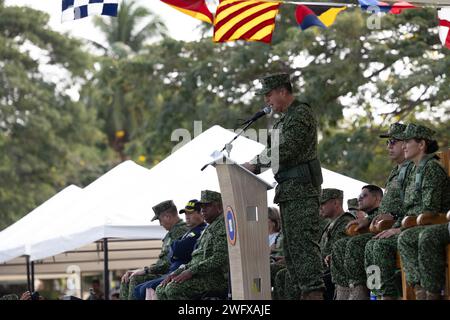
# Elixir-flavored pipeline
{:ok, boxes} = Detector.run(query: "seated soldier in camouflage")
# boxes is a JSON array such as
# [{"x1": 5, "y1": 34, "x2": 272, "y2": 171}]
[
  {"x1": 364, "y1": 123, "x2": 414, "y2": 300},
  {"x1": 410, "y1": 221, "x2": 450, "y2": 300},
  {"x1": 155, "y1": 190, "x2": 229, "y2": 300},
  {"x1": 330, "y1": 185, "x2": 383, "y2": 300},
  {"x1": 319, "y1": 188, "x2": 355, "y2": 300},
  {"x1": 397, "y1": 124, "x2": 449, "y2": 300},
  {"x1": 119, "y1": 200, "x2": 188, "y2": 300}
]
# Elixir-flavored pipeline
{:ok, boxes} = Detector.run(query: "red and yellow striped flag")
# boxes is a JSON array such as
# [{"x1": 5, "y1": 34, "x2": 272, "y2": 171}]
[
  {"x1": 160, "y1": 0, "x2": 214, "y2": 24},
  {"x1": 213, "y1": 0, "x2": 281, "y2": 44}
]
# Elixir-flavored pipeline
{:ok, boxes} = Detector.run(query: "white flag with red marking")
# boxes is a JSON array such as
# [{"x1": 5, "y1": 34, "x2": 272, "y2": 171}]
[{"x1": 438, "y1": 7, "x2": 450, "y2": 49}]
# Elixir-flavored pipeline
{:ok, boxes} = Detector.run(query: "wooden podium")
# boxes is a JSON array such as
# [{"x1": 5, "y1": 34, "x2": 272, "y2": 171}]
[{"x1": 212, "y1": 156, "x2": 274, "y2": 300}]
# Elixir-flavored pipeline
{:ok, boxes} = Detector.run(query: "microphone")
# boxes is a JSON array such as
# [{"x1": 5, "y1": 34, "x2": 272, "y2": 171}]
[{"x1": 240, "y1": 105, "x2": 272, "y2": 126}]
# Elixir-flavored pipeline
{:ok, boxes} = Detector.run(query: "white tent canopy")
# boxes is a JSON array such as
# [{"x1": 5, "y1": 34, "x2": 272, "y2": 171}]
[
  {"x1": 0, "y1": 125, "x2": 368, "y2": 265},
  {"x1": 0, "y1": 185, "x2": 83, "y2": 263}
]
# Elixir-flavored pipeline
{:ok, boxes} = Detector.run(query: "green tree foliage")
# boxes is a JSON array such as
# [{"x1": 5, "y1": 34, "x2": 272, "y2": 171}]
[
  {"x1": 1, "y1": 2, "x2": 449, "y2": 229},
  {"x1": 85, "y1": 7, "x2": 448, "y2": 186},
  {"x1": 88, "y1": 0, "x2": 168, "y2": 161},
  {"x1": 93, "y1": 0, "x2": 167, "y2": 55},
  {"x1": 0, "y1": 3, "x2": 110, "y2": 229},
  {"x1": 304, "y1": 9, "x2": 450, "y2": 185}
]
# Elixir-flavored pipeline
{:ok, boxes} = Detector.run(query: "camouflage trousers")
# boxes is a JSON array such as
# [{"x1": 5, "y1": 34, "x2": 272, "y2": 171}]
[
  {"x1": 279, "y1": 198, "x2": 324, "y2": 294},
  {"x1": 274, "y1": 267, "x2": 301, "y2": 300},
  {"x1": 270, "y1": 261, "x2": 286, "y2": 299},
  {"x1": 365, "y1": 235, "x2": 401, "y2": 297},
  {"x1": 398, "y1": 226, "x2": 427, "y2": 287},
  {"x1": 331, "y1": 233, "x2": 374, "y2": 287},
  {"x1": 155, "y1": 274, "x2": 228, "y2": 300},
  {"x1": 119, "y1": 273, "x2": 160, "y2": 300},
  {"x1": 399, "y1": 224, "x2": 450, "y2": 293}
]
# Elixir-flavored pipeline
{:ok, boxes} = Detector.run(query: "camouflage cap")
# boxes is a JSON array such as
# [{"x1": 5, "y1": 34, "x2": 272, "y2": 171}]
[
  {"x1": 198, "y1": 190, "x2": 222, "y2": 204},
  {"x1": 379, "y1": 122, "x2": 407, "y2": 139},
  {"x1": 347, "y1": 198, "x2": 359, "y2": 210},
  {"x1": 255, "y1": 73, "x2": 291, "y2": 95},
  {"x1": 397, "y1": 123, "x2": 436, "y2": 141},
  {"x1": 320, "y1": 188, "x2": 344, "y2": 204},
  {"x1": 179, "y1": 199, "x2": 201, "y2": 214},
  {"x1": 151, "y1": 200, "x2": 176, "y2": 221}
]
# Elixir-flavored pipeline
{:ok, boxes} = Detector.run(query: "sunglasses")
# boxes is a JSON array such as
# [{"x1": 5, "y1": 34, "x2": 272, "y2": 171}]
[{"x1": 386, "y1": 139, "x2": 399, "y2": 146}]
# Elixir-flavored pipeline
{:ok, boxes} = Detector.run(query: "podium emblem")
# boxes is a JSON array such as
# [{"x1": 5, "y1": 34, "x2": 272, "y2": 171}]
[{"x1": 225, "y1": 206, "x2": 237, "y2": 246}]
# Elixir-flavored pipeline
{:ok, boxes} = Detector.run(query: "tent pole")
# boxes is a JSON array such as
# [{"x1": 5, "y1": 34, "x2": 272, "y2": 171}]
[
  {"x1": 25, "y1": 255, "x2": 31, "y2": 293},
  {"x1": 31, "y1": 260, "x2": 35, "y2": 292},
  {"x1": 79, "y1": 271, "x2": 83, "y2": 299},
  {"x1": 103, "y1": 238, "x2": 110, "y2": 300}
]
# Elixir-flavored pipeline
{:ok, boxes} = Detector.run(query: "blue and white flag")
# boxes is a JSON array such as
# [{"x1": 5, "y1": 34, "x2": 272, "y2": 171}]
[{"x1": 62, "y1": 0, "x2": 119, "y2": 22}]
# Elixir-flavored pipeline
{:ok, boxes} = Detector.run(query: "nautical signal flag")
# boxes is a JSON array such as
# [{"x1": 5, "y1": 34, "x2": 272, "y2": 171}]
[
  {"x1": 295, "y1": 5, "x2": 346, "y2": 31},
  {"x1": 213, "y1": 0, "x2": 281, "y2": 44},
  {"x1": 160, "y1": 0, "x2": 214, "y2": 24},
  {"x1": 438, "y1": 7, "x2": 450, "y2": 49},
  {"x1": 358, "y1": 0, "x2": 416, "y2": 15},
  {"x1": 296, "y1": 5, "x2": 325, "y2": 30},
  {"x1": 312, "y1": 5, "x2": 347, "y2": 27},
  {"x1": 62, "y1": 0, "x2": 119, "y2": 22}
]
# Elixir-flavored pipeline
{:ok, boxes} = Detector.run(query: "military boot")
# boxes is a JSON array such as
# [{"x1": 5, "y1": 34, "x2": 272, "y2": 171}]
[
  {"x1": 348, "y1": 285, "x2": 369, "y2": 300},
  {"x1": 414, "y1": 285, "x2": 426, "y2": 300},
  {"x1": 426, "y1": 291, "x2": 441, "y2": 300},
  {"x1": 301, "y1": 290, "x2": 324, "y2": 300},
  {"x1": 335, "y1": 285, "x2": 350, "y2": 300}
]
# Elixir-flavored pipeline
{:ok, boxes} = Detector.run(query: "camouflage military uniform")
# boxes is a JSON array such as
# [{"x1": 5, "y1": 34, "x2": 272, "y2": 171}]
[
  {"x1": 364, "y1": 161, "x2": 413, "y2": 297},
  {"x1": 416, "y1": 223, "x2": 450, "y2": 293},
  {"x1": 274, "y1": 189, "x2": 353, "y2": 299},
  {"x1": 155, "y1": 214, "x2": 229, "y2": 300},
  {"x1": 331, "y1": 123, "x2": 409, "y2": 295},
  {"x1": 250, "y1": 73, "x2": 324, "y2": 295},
  {"x1": 321, "y1": 212, "x2": 355, "y2": 289},
  {"x1": 320, "y1": 212, "x2": 355, "y2": 261},
  {"x1": 120, "y1": 200, "x2": 188, "y2": 300},
  {"x1": 274, "y1": 268, "x2": 300, "y2": 300},
  {"x1": 330, "y1": 207, "x2": 379, "y2": 288},
  {"x1": 272, "y1": 218, "x2": 326, "y2": 299},
  {"x1": 397, "y1": 124, "x2": 449, "y2": 289},
  {"x1": 360, "y1": 123, "x2": 412, "y2": 297},
  {"x1": 319, "y1": 216, "x2": 331, "y2": 235},
  {"x1": 320, "y1": 189, "x2": 355, "y2": 300}
]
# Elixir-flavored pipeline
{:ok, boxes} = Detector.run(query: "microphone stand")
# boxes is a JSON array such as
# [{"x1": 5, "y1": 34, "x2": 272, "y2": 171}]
[{"x1": 200, "y1": 118, "x2": 259, "y2": 171}]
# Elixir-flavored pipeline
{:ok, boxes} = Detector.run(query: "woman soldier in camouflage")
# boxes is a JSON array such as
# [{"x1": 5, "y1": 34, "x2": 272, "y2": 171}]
[{"x1": 397, "y1": 124, "x2": 449, "y2": 300}]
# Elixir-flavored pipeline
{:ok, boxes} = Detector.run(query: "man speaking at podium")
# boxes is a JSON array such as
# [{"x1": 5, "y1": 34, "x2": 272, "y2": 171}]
[{"x1": 243, "y1": 73, "x2": 324, "y2": 300}]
